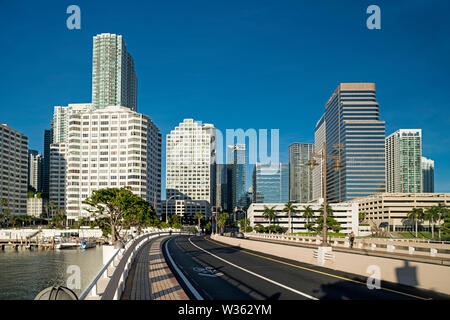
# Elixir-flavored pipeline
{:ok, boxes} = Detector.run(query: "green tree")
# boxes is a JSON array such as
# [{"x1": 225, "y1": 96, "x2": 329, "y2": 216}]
[
  {"x1": 262, "y1": 206, "x2": 277, "y2": 226},
  {"x1": 49, "y1": 201, "x2": 56, "y2": 218},
  {"x1": 83, "y1": 187, "x2": 149, "y2": 244},
  {"x1": 193, "y1": 211, "x2": 204, "y2": 233},
  {"x1": 204, "y1": 221, "x2": 212, "y2": 234},
  {"x1": 217, "y1": 212, "x2": 229, "y2": 235},
  {"x1": 122, "y1": 197, "x2": 156, "y2": 233},
  {"x1": 436, "y1": 203, "x2": 449, "y2": 240},
  {"x1": 1, "y1": 199, "x2": 10, "y2": 228},
  {"x1": 320, "y1": 203, "x2": 334, "y2": 217},
  {"x1": 282, "y1": 202, "x2": 297, "y2": 235},
  {"x1": 302, "y1": 205, "x2": 315, "y2": 228},
  {"x1": 408, "y1": 207, "x2": 424, "y2": 238},
  {"x1": 237, "y1": 218, "x2": 250, "y2": 232},
  {"x1": 169, "y1": 214, "x2": 181, "y2": 229},
  {"x1": 424, "y1": 206, "x2": 439, "y2": 239},
  {"x1": 312, "y1": 216, "x2": 342, "y2": 234},
  {"x1": 43, "y1": 203, "x2": 49, "y2": 219},
  {"x1": 359, "y1": 211, "x2": 367, "y2": 224}
]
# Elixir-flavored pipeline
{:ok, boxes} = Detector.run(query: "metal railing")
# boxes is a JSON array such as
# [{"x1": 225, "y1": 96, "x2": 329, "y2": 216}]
[{"x1": 80, "y1": 229, "x2": 189, "y2": 300}]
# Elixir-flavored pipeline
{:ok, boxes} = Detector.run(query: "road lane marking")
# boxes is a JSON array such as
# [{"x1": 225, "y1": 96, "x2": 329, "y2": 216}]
[
  {"x1": 188, "y1": 237, "x2": 318, "y2": 300},
  {"x1": 164, "y1": 237, "x2": 204, "y2": 300},
  {"x1": 205, "y1": 237, "x2": 432, "y2": 301}
]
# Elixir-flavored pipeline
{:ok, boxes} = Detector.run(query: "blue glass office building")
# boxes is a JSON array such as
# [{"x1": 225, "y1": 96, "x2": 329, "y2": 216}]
[{"x1": 252, "y1": 163, "x2": 289, "y2": 203}]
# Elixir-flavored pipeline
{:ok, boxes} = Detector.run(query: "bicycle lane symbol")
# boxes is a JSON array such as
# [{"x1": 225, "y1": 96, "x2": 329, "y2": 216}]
[{"x1": 193, "y1": 266, "x2": 224, "y2": 277}]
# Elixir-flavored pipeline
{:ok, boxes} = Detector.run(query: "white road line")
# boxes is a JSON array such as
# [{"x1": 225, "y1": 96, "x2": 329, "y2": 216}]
[
  {"x1": 164, "y1": 237, "x2": 204, "y2": 300},
  {"x1": 188, "y1": 237, "x2": 319, "y2": 300}
]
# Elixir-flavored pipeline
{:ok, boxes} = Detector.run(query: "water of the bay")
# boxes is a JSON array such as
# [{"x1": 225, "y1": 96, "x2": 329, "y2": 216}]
[{"x1": 0, "y1": 245, "x2": 104, "y2": 300}]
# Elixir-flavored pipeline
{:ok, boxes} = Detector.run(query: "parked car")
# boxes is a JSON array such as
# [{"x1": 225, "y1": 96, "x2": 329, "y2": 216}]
[{"x1": 236, "y1": 232, "x2": 244, "y2": 238}]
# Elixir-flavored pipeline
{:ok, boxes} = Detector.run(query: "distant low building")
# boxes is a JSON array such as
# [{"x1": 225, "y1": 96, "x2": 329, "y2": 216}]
[
  {"x1": 348, "y1": 193, "x2": 450, "y2": 232},
  {"x1": 27, "y1": 194, "x2": 44, "y2": 218},
  {"x1": 247, "y1": 201, "x2": 359, "y2": 235},
  {"x1": 162, "y1": 199, "x2": 211, "y2": 224}
]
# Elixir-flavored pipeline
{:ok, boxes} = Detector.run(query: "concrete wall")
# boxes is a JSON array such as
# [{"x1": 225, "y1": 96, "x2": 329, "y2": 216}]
[{"x1": 212, "y1": 235, "x2": 450, "y2": 296}]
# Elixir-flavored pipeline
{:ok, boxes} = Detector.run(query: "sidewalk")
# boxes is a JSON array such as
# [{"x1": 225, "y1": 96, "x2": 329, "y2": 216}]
[{"x1": 121, "y1": 236, "x2": 189, "y2": 300}]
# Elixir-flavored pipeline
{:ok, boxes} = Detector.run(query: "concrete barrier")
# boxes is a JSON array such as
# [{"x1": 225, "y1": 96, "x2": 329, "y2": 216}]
[{"x1": 213, "y1": 235, "x2": 450, "y2": 296}]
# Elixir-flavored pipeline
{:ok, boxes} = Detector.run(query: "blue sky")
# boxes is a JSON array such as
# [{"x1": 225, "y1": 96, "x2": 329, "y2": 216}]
[{"x1": 0, "y1": 0, "x2": 449, "y2": 194}]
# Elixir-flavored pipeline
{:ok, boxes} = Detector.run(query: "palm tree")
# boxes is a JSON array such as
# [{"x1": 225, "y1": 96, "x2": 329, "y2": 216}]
[
  {"x1": 262, "y1": 206, "x2": 277, "y2": 226},
  {"x1": 49, "y1": 201, "x2": 55, "y2": 219},
  {"x1": 59, "y1": 207, "x2": 66, "y2": 228},
  {"x1": 282, "y1": 202, "x2": 297, "y2": 235},
  {"x1": 1, "y1": 199, "x2": 10, "y2": 228},
  {"x1": 320, "y1": 203, "x2": 334, "y2": 217},
  {"x1": 237, "y1": 218, "x2": 250, "y2": 232},
  {"x1": 193, "y1": 211, "x2": 204, "y2": 233},
  {"x1": 424, "y1": 207, "x2": 439, "y2": 239},
  {"x1": 436, "y1": 203, "x2": 448, "y2": 240},
  {"x1": 44, "y1": 203, "x2": 49, "y2": 219},
  {"x1": 217, "y1": 212, "x2": 229, "y2": 235},
  {"x1": 301, "y1": 205, "x2": 315, "y2": 233},
  {"x1": 408, "y1": 207, "x2": 424, "y2": 238}
]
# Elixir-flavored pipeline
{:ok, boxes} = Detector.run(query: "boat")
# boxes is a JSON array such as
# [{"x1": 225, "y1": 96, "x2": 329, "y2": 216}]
[
  {"x1": 80, "y1": 240, "x2": 96, "y2": 250},
  {"x1": 55, "y1": 242, "x2": 79, "y2": 250}
]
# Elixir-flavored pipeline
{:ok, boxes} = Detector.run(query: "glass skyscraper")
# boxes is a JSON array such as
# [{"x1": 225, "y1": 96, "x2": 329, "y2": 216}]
[
  {"x1": 92, "y1": 33, "x2": 137, "y2": 111},
  {"x1": 252, "y1": 163, "x2": 289, "y2": 203},
  {"x1": 422, "y1": 156, "x2": 434, "y2": 193},
  {"x1": 228, "y1": 144, "x2": 247, "y2": 209},
  {"x1": 386, "y1": 129, "x2": 422, "y2": 193},
  {"x1": 322, "y1": 83, "x2": 386, "y2": 202},
  {"x1": 289, "y1": 143, "x2": 314, "y2": 203}
]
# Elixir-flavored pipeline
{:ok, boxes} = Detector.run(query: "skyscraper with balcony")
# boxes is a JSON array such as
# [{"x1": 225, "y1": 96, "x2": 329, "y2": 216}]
[
  {"x1": 28, "y1": 150, "x2": 43, "y2": 193},
  {"x1": 422, "y1": 156, "x2": 434, "y2": 193},
  {"x1": 92, "y1": 33, "x2": 137, "y2": 111},
  {"x1": 252, "y1": 163, "x2": 289, "y2": 203},
  {"x1": 289, "y1": 143, "x2": 314, "y2": 203},
  {"x1": 65, "y1": 106, "x2": 161, "y2": 223},
  {"x1": 385, "y1": 129, "x2": 422, "y2": 193},
  {"x1": 322, "y1": 83, "x2": 386, "y2": 202},
  {"x1": 165, "y1": 119, "x2": 216, "y2": 218},
  {"x1": 0, "y1": 123, "x2": 28, "y2": 216},
  {"x1": 53, "y1": 103, "x2": 92, "y2": 143}
]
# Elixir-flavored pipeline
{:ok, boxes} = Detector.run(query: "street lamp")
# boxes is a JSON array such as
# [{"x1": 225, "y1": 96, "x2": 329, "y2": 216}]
[
  {"x1": 307, "y1": 142, "x2": 343, "y2": 247},
  {"x1": 211, "y1": 206, "x2": 222, "y2": 235},
  {"x1": 233, "y1": 206, "x2": 246, "y2": 231}
]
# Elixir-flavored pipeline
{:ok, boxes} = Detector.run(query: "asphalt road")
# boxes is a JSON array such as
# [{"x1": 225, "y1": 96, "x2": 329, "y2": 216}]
[{"x1": 164, "y1": 235, "x2": 450, "y2": 300}]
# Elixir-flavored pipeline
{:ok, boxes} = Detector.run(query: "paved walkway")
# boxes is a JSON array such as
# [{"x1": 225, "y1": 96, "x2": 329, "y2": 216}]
[{"x1": 121, "y1": 236, "x2": 189, "y2": 300}]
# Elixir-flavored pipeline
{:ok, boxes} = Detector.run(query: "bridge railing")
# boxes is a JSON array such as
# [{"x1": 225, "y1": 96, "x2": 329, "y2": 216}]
[
  {"x1": 244, "y1": 232, "x2": 450, "y2": 259},
  {"x1": 80, "y1": 229, "x2": 190, "y2": 300}
]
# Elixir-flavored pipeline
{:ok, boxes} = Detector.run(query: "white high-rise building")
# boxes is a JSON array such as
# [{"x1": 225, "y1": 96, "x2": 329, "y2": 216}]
[
  {"x1": 65, "y1": 106, "x2": 161, "y2": 222},
  {"x1": 92, "y1": 33, "x2": 137, "y2": 111},
  {"x1": 165, "y1": 119, "x2": 216, "y2": 219},
  {"x1": 27, "y1": 194, "x2": 43, "y2": 218},
  {"x1": 28, "y1": 150, "x2": 42, "y2": 192},
  {"x1": 386, "y1": 129, "x2": 422, "y2": 193},
  {"x1": 312, "y1": 115, "x2": 326, "y2": 202},
  {"x1": 0, "y1": 123, "x2": 28, "y2": 216},
  {"x1": 53, "y1": 103, "x2": 92, "y2": 143}
]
